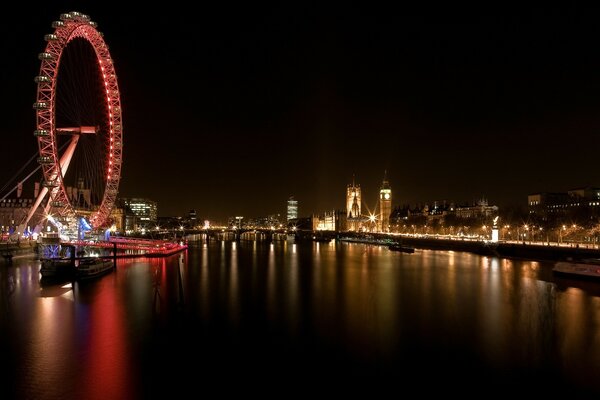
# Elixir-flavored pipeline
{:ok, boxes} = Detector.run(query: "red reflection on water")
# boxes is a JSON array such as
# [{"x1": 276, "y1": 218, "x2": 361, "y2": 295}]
[{"x1": 76, "y1": 267, "x2": 137, "y2": 400}]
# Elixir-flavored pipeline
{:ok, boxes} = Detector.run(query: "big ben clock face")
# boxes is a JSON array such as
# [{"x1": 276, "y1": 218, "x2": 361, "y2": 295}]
[{"x1": 384, "y1": 193, "x2": 390, "y2": 200}]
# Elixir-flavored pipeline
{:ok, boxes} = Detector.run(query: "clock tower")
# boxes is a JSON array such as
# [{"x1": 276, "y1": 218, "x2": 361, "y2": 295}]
[{"x1": 379, "y1": 171, "x2": 391, "y2": 233}]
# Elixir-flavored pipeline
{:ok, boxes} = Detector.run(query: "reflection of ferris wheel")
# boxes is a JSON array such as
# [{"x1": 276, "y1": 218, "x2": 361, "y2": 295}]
[{"x1": 29, "y1": 11, "x2": 123, "y2": 230}]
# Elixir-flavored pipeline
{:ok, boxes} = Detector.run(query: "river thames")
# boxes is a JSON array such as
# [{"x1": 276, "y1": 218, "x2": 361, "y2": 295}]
[{"x1": 1, "y1": 240, "x2": 599, "y2": 398}]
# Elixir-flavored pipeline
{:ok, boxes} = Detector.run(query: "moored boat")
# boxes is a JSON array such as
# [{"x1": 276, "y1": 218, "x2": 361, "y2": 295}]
[
  {"x1": 338, "y1": 236, "x2": 394, "y2": 246},
  {"x1": 75, "y1": 257, "x2": 114, "y2": 280},
  {"x1": 553, "y1": 259, "x2": 600, "y2": 280},
  {"x1": 388, "y1": 243, "x2": 415, "y2": 253},
  {"x1": 40, "y1": 257, "x2": 75, "y2": 279}
]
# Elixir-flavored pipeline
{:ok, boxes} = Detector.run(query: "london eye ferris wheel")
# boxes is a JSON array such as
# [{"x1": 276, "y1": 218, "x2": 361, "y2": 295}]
[{"x1": 29, "y1": 11, "x2": 123, "y2": 232}]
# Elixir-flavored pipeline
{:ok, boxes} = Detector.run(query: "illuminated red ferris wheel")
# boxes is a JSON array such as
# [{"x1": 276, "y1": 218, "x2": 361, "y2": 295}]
[{"x1": 30, "y1": 11, "x2": 123, "y2": 230}]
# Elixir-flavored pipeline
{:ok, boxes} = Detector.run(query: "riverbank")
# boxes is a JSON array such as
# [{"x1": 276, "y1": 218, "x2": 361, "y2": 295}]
[
  {"x1": 397, "y1": 236, "x2": 600, "y2": 262},
  {"x1": 298, "y1": 230, "x2": 600, "y2": 262}
]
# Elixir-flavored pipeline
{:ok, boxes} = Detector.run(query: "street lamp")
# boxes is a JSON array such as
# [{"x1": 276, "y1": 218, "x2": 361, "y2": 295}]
[
  {"x1": 559, "y1": 225, "x2": 566, "y2": 245},
  {"x1": 503, "y1": 225, "x2": 510, "y2": 241}
]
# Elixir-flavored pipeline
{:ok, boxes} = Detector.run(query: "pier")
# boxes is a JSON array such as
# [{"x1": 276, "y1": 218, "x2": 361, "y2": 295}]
[{"x1": 0, "y1": 236, "x2": 187, "y2": 264}]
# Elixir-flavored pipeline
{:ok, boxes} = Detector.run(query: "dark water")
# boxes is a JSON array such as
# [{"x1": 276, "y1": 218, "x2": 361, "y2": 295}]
[{"x1": 1, "y1": 240, "x2": 600, "y2": 398}]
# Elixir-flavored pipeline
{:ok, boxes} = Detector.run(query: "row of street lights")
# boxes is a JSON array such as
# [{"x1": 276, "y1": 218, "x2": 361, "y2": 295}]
[{"x1": 391, "y1": 222, "x2": 591, "y2": 245}]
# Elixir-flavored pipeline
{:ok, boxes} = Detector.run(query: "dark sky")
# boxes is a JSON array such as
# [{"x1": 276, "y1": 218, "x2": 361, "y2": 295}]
[{"x1": 2, "y1": 4, "x2": 600, "y2": 221}]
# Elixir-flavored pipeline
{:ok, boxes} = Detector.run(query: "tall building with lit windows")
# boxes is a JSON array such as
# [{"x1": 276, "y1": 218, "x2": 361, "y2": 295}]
[
  {"x1": 121, "y1": 198, "x2": 157, "y2": 230},
  {"x1": 287, "y1": 196, "x2": 298, "y2": 222},
  {"x1": 346, "y1": 178, "x2": 362, "y2": 231},
  {"x1": 378, "y1": 172, "x2": 392, "y2": 233}
]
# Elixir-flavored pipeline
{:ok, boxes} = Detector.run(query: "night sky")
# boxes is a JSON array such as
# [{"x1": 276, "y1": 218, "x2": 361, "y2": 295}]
[{"x1": 2, "y1": 4, "x2": 600, "y2": 221}]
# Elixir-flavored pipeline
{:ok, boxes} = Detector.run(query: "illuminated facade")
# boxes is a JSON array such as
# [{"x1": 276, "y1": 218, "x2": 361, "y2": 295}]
[
  {"x1": 0, "y1": 198, "x2": 36, "y2": 237},
  {"x1": 346, "y1": 179, "x2": 362, "y2": 231},
  {"x1": 379, "y1": 172, "x2": 392, "y2": 233},
  {"x1": 0, "y1": 183, "x2": 47, "y2": 237},
  {"x1": 313, "y1": 210, "x2": 346, "y2": 231},
  {"x1": 287, "y1": 196, "x2": 298, "y2": 222},
  {"x1": 121, "y1": 198, "x2": 157, "y2": 230},
  {"x1": 109, "y1": 206, "x2": 125, "y2": 233},
  {"x1": 528, "y1": 187, "x2": 600, "y2": 222},
  {"x1": 454, "y1": 199, "x2": 498, "y2": 219}
]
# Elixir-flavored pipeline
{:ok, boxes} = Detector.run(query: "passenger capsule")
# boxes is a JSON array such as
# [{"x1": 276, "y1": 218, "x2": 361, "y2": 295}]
[
  {"x1": 38, "y1": 52, "x2": 54, "y2": 60},
  {"x1": 33, "y1": 129, "x2": 49, "y2": 137},
  {"x1": 60, "y1": 13, "x2": 72, "y2": 21},
  {"x1": 34, "y1": 76, "x2": 51, "y2": 83},
  {"x1": 33, "y1": 102, "x2": 48, "y2": 109},
  {"x1": 50, "y1": 201, "x2": 64, "y2": 207},
  {"x1": 37, "y1": 156, "x2": 53, "y2": 164},
  {"x1": 89, "y1": 21, "x2": 97, "y2": 28},
  {"x1": 44, "y1": 34, "x2": 58, "y2": 41},
  {"x1": 42, "y1": 180, "x2": 59, "y2": 188},
  {"x1": 52, "y1": 21, "x2": 64, "y2": 28}
]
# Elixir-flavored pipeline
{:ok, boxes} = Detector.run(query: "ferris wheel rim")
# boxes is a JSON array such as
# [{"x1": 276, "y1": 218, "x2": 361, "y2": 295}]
[{"x1": 34, "y1": 11, "x2": 123, "y2": 229}]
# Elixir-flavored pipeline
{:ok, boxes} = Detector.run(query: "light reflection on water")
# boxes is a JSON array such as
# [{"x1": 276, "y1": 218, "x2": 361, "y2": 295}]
[{"x1": 1, "y1": 242, "x2": 600, "y2": 398}]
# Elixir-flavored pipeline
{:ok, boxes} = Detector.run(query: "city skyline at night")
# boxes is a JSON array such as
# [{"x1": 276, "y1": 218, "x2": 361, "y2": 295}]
[
  {"x1": 3, "y1": 8, "x2": 600, "y2": 399},
  {"x1": 1, "y1": 5, "x2": 600, "y2": 220}
]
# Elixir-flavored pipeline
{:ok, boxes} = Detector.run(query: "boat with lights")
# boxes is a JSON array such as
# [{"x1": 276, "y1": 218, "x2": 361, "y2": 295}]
[
  {"x1": 388, "y1": 242, "x2": 415, "y2": 253},
  {"x1": 75, "y1": 257, "x2": 114, "y2": 280},
  {"x1": 553, "y1": 259, "x2": 600, "y2": 280}
]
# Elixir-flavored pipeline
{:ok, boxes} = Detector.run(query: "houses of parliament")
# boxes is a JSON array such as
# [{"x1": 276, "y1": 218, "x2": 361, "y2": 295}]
[
  {"x1": 306, "y1": 170, "x2": 503, "y2": 234},
  {"x1": 313, "y1": 173, "x2": 392, "y2": 232}
]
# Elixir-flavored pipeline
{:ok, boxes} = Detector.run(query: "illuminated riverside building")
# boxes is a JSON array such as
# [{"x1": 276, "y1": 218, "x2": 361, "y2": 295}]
[
  {"x1": 346, "y1": 179, "x2": 363, "y2": 231},
  {"x1": 121, "y1": 198, "x2": 157, "y2": 230},
  {"x1": 0, "y1": 182, "x2": 48, "y2": 236},
  {"x1": 454, "y1": 199, "x2": 498, "y2": 219},
  {"x1": 0, "y1": 180, "x2": 103, "y2": 237},
  {"x1": 378, "y1": 172, "x2": 392, "y2": 233},
  {"x1": 108, "y1": 206, "x2": 125, "y2": 233},
  {"x1": 228, "y1": 214, "x2": 283, "y2": 229},
  {"x1": 528, "y1": 187, "x2": 600, "y2": 223},
  {"x1": 390, "y1": 198, "x2": 499, "y2": 234},
  {"x1": 0, "y1": 198, "x2": 36, "y2": 237},
  {"x1": 313, "y1": 210, "x2": 346, "y2": 231},
  {"x1": 249, "y1": 214, "x2": 282, "y2": 229}
]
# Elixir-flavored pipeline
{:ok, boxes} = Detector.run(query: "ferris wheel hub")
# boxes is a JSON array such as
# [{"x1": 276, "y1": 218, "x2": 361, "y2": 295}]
[{"x1": 56, "y1": 126, "x2": 97, "y2": 135}]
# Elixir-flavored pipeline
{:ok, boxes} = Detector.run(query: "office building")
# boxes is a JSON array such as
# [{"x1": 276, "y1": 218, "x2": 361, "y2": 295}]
[{"x1": 287, "y1": 196, "x2": 298, "y2": 222}]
